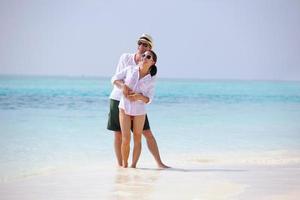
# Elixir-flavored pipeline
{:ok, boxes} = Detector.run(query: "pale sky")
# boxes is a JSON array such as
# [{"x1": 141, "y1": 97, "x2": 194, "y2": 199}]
[{"x1": 1, "y1": 0, "x2": 300, "y2": 80}]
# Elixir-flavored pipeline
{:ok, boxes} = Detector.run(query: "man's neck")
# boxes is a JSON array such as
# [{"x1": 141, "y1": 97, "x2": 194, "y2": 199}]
[{"x1": 134, "y1": 52, "x2": 143, "y2": 65}]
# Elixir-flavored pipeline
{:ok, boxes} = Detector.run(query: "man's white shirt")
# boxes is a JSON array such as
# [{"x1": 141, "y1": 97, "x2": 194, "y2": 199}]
[{"x1": 109, "y1": 53, "x2": 136, "y2": 101}]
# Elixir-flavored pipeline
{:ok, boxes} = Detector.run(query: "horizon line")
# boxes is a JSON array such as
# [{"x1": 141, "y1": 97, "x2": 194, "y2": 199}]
[{"x1": 0, "y1": 73, "x2": 299, "y2": 82}]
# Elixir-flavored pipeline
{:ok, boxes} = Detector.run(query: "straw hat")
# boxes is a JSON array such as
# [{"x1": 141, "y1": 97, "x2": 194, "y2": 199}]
[{"x1": 138, "y1": 33, "x2": 154, "y2": 48}]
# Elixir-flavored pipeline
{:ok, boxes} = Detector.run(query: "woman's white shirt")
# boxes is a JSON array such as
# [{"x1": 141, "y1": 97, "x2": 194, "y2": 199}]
[{"x1": 111, "y1": 66, "x2": 156, "y2": 116}]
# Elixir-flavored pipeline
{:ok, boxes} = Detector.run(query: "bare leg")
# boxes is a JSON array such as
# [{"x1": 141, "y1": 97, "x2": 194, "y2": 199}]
[
  {"x1": 119, "y1": 109, "x2": 131, "y2": 168},
  {"x1": 143, "y1": 129, "x2": 170, "y2": 168},
  {"x1": 131, "y1": 115, "x2": 145, "y2": 168},
  {"x1": 114, "y1": 131, "x2": 122, "y2": 167}
]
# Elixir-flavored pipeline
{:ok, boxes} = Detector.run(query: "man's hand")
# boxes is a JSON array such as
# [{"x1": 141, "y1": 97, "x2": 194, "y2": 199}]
[{"x1": 122, "y1": 84, "x2": 132, "y2": 98}]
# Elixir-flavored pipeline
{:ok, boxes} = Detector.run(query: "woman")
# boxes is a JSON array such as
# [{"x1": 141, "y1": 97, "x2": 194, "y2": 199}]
[{"x1": 111, "y1": 50, "x2": 157, "y2": 168}]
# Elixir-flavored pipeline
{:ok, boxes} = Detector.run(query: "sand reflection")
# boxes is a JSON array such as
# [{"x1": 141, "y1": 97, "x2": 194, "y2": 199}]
[{"x1": 109, "y1": 168, "x2": 160, "y2": 200}]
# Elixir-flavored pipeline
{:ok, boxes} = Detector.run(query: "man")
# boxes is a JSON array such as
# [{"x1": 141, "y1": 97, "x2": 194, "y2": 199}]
[{"x1": 107, "y1": 33, "x2": 169, "y2": 168}]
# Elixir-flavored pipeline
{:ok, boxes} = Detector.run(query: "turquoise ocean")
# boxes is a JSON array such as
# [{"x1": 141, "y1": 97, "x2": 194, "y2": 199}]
[{"x1": 1, "y1": 76, "x2": 300, "y2": 180}]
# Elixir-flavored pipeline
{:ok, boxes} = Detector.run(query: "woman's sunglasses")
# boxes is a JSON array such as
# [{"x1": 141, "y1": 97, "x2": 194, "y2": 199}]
[
  {"x1": 142, "y1": 54, "x2": 152, "y2": 60},
  {"x1": 138, "y1": 41, "x2": 149, "y2": 48}
]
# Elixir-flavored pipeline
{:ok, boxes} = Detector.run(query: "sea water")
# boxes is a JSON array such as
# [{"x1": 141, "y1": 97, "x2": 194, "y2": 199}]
[{"x1": 0, "y1": 76, "x2": 300, "y2": 180}]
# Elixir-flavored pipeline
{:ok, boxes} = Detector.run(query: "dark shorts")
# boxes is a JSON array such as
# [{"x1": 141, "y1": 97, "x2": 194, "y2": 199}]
[{"x1": 107, "y1": 99, "x2": 150, "y2": 132}]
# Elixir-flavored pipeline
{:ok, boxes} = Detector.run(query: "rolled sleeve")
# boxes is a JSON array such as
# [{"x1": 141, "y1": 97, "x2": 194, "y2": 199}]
[
  {"x1": 111, "y1": 67, "x2": 128, "y2": 85},
  {"x1": 111, "y1": 54, "x2": 129, "y2": 85}
]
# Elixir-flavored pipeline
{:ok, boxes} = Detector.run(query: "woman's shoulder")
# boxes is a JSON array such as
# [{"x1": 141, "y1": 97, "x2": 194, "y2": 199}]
[{"x1": 140, "y1": 74, "x2": 156, "y2": 86}]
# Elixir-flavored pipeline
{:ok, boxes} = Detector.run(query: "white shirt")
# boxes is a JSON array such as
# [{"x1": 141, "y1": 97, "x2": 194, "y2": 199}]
[
  {"x1": 111, "y1": 66, "x2": 156, "y2": 116},
  {"x1": 109, "y1": 53, "x2": 136, "y2": 101}
]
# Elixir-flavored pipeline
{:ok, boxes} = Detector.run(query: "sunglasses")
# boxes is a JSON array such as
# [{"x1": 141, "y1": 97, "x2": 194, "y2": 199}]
[
  {"x1": 142, "y1": 54, "x2": 152, "y2": 60},
  {"x1": 138, "y1": 41, "x2": 149, "y2": 48}
]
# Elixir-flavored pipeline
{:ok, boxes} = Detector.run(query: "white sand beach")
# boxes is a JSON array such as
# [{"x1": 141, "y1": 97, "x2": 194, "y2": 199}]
[{"x1": 1, "y1": 151, "x2": 300, "y2": 200}]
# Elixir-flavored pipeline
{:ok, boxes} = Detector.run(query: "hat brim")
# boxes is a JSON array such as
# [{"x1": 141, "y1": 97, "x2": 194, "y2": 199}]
[{"x1": 138, "y1": 39, "x2": 152, "y2": 48}]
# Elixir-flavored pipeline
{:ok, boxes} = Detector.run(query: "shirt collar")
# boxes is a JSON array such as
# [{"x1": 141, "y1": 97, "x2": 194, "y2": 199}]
[{"x1": 133, "y1": 66, "x2": 154, "y2": 81}]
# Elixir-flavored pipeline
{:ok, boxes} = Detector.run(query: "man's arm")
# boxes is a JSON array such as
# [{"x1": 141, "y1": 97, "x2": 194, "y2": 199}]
[
  {"x1": 113, "y1": 80, "x2": 131, "y2": 98},
  {"x1": 114, "y1": 80, "x2": 124, "y2": 89}
]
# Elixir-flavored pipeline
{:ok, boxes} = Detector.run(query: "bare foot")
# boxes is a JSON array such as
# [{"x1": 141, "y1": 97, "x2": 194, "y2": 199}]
[
  {"x1": 123, "y1": 163, "x2": 128, "y2": 168},
  {"x1": 130, "y1": 164, "x2": 137, "y2": 168},
  {"x1": 158, "y1": 163, "x2": 171, "y2": 169},
  {"x1": 116, "y1": 164, "x2": 122, "y2": 168}
]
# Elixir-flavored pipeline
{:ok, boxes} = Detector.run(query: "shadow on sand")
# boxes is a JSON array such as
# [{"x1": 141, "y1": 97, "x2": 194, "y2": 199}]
[{"x1": 137, "y1": 167, "x2": 247, "y2": 173}]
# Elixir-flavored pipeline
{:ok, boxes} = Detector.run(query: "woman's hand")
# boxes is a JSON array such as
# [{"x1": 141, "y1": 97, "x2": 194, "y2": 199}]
[
  {"x1": 127, "y1": 93, "x2": 141, "y2": 101},
  {"x1": 127, "y1": 93, "x2": 149, "y2": 103}
]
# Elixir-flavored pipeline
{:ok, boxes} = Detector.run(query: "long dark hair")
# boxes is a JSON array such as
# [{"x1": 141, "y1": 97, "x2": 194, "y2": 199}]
[
  {"x1": 149, "y1": 65, "x2": 157, "y2": 76},
  {"x1": 148, "y1": 50, "x2": 157, "y2": 76}
]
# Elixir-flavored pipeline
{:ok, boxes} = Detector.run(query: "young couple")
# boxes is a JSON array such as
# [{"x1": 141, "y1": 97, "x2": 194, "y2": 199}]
[{"x1": 107, "y1": 34, "x2": 169, "y2": 168}]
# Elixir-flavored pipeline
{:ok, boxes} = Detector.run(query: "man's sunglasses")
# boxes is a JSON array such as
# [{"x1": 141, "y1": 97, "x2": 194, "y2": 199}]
[{"x1": 138, "y1": 41, "x2": 149, "y2": 48}]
